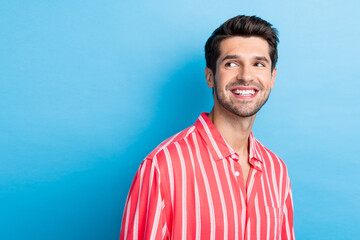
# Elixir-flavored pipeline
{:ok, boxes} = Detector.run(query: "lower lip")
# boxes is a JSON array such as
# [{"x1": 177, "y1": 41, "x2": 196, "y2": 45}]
[{"x1": 231, "y1": 91, "x2": 258, "y2": 99}]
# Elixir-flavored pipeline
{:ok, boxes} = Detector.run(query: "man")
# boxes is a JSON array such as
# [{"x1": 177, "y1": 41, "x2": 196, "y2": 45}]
[{"x1": 120, "y1": 15, "x2": 294, "y2": 240}]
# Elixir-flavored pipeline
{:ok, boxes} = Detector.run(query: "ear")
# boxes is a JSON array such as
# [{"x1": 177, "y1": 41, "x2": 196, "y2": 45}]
[
  {"x1": 205, "y1": 67, "x2": 214, "y2": 88},
  {"x1": 270, "y1": 67, "x2": 277, "y2": 89}
]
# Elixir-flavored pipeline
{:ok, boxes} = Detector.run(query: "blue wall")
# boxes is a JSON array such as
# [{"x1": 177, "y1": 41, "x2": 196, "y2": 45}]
[{"x1": 1, "y1": 0, "x2": 359, "y2": 239}]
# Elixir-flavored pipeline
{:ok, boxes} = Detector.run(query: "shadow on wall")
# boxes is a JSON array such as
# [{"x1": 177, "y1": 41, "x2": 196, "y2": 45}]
[{"x1": 115, "y1": 54, "x2": 212, "y2": 218}]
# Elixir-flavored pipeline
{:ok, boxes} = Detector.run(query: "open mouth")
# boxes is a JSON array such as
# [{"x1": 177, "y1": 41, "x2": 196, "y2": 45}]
[{"x1": 231, "y1": 89, "x2": 256, "y2": 96}]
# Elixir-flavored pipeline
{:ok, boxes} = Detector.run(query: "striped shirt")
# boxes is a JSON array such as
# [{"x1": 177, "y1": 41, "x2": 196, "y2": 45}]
[{"x1": 120, "y1": 112, "x2": 294, "y2": 240}]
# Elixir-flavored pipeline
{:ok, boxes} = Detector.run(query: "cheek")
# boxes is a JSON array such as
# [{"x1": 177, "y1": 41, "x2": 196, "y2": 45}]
[
  {"x1": 259, "y1": 74, "x2": 274, "y2": 89},
  {"x1": 215, "y1": 73, "x2": 232, "y2": 87}
]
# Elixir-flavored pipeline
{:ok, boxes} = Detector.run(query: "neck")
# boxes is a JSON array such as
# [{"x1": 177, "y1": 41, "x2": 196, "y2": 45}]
[{"x1": 208, "y1": 107, "x2": 255, "y2": 156}]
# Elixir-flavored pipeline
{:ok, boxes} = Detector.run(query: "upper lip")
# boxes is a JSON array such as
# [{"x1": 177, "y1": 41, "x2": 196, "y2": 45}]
[{"x1": 229, "y1": 86, "x2": 259, "y2": 91}]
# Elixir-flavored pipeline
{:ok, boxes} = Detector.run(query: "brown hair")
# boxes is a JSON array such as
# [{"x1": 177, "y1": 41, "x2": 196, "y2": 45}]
[{"x1": 205, "y1": 15, "x2": 279, "y2": 74}]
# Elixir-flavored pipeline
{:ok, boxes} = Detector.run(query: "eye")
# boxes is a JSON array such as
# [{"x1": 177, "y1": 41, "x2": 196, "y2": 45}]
[
  {"x1": 225, "y1": 62, "x2": 238, "y2": 68},
  {"x1": 255, "y1": 62, "x2": 265, "y2": 67}
]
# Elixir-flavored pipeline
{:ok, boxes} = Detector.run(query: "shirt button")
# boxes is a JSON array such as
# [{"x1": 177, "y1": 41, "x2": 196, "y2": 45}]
[{"x1": 235, "y1": 171, "x2": 240, "y2": 176}]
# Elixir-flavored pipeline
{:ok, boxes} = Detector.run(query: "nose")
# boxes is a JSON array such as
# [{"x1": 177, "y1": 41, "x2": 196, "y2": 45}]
[{"x1": 237, "y1": 64, "x2": 253, "y2": 82}]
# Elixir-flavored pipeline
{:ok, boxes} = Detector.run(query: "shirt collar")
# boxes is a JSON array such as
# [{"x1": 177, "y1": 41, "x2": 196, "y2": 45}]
[{"x1": 194, "y1": 112, "x2": 263, "y2": 171}]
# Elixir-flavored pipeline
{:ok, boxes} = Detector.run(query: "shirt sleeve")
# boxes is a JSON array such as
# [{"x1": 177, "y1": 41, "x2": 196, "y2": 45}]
[
  {"x1": 281, "y1": 176, "x2": 295, "y2": 240},
  {"x1": 120, "y1": 159, "x2": 168, "y2": 240}
]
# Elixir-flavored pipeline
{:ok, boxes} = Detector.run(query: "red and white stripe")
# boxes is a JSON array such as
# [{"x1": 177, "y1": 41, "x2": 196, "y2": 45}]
[{"x1": 120, "y1": 112, "x2": 294, "y2": 240}]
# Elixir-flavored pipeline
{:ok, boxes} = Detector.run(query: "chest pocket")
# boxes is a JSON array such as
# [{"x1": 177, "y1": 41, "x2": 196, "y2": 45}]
[{"x1": 264, "y1": 206, "x2": 283, "y2": 239}]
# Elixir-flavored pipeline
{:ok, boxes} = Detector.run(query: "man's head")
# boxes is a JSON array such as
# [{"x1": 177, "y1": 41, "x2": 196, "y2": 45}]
[
  {"x1": 205, "y1": 15, "x2": 279, "y2": 75},
  {"x1": 204, "y1": 15, "x2": 279, "y2": 118}
]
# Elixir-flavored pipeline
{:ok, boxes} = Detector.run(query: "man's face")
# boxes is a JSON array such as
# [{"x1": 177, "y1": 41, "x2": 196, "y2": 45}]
[{"x1": 206, "y1": 36, "x2": 277, "y2": 118}]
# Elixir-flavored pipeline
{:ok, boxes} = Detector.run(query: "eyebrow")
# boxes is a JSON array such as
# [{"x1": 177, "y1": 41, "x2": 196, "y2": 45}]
[
  {"x1": 253, "y1": 56, "x2": 270, "y2": 63},
  {"x1": 220, "y1": 55, "x2": 240, "y2": 63},
  {"x1": 220, "y1": 55, "x2": 270, "y2": 64}
]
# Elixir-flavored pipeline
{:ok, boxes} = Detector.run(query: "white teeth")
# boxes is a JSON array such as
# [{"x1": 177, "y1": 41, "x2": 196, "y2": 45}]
[{"x1": 233, "y1": 89, "x2": 255, "y2": 96}]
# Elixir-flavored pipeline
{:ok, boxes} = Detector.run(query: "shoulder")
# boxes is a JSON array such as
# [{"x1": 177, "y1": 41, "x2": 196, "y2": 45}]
[{"x1": 144, "y1": 125, "x2": 197, "y2": 165}]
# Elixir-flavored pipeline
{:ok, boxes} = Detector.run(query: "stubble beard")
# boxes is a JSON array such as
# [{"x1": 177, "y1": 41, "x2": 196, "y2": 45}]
[{"x1": 213, "y1": 80, "x2": 271, "y2": 118}]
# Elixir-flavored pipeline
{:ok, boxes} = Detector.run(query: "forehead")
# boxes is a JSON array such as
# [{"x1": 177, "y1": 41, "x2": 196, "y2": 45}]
[{"x1": 218, "y1": 36, "x2": 270, "y2": 60}]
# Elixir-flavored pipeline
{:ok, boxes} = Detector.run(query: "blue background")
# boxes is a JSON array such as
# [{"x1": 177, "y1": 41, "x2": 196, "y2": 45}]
[{"x1": 1, "y1": 0, "x2": 359, "y2": 239}]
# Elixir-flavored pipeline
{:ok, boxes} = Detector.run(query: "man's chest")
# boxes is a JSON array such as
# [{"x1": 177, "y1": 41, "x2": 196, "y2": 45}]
[{"x1": 166, "y1": 158, "x2": 284, "y2": 239}]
